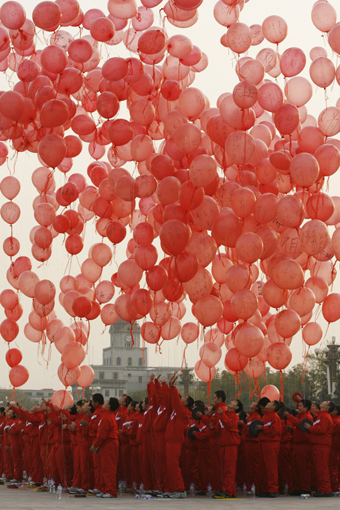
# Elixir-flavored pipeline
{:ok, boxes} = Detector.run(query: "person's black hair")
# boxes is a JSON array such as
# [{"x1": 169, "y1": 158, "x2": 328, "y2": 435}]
[
  {"x1": 186, "y1": 396, "x2": 194, "y2": 410},
  {"x1": 300, "y1": 399, "x2": 311, "y2": 411},
  {"x1": 76, "y1": 400, "x2": 85, "y2": 407},
  {"x1": 12, "y1": 412, "x2": 17, "y2": 419},
  {"x1": 215, "y1": 390, "x2": 226, "y2": 403},
  {"x1": 69, "y1": 404, "x2": 77, "y2": 416},
  {"x1": 0, "y1": 407, "x2": 5, "y2": 414},
  {"x1": 130, "y1": 401, "x2": 138, "y2": 410},
  {"x1": 238, "y1": 410, "x2": 247, "y2": 422},
  {"x1": 235, "y1": 399, "x2": 243, "y2": 414},
  {"x1": 138, "y1": 402, "x2": 144, "y2": 413},
  {"x1": 144, "y1": 396, "x2": 149, "y2": 406},
  {"x1": 92, "y1": 393, "x2": 104, "y2": 406},
  {"x1": 126, "y1": 395, "x2": 132, "y2": 406},
  {"x1": 89, "y1": 403, "x2": 95, "y2": 414},
  {"x1": 258, "y1": 397, "x2": 270, "y2": 408},
  {"x1": 291, "y1": 409, "x2": 298, "y2": 417},
  {"x1": 328, "y1": 402, "x2": 336, "y2": 414},
  {"x1": 194, "y1": 400, "x2": 205, "y2": 408},
  {"x1": 272, "y1": 400, "x2": 281, "y2": 412},
  {"x1": 109, "y1": 398, "x2": 119, "y2": 412},
  {"x1": 312, "y1": 402, "x2": 320, "y2": 411},
  {"x1": 335, "y1": 405, "x2": 340, "y2": 415}
]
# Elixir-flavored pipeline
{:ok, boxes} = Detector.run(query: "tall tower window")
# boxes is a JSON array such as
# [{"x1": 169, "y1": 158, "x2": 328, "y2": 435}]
[
  {"x1": 138, "y1": 357, "x2": 143, "y2": 367},
  {"x1": 128, "y1": 357, "x2": 132, "y2": 366},
  {"x1": 116, "y1": 357, "x2": 121, "y2": 366}
]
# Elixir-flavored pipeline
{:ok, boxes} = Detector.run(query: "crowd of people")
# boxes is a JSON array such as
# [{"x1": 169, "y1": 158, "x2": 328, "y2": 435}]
[{"x1": 0, "y1": 371, "x2": 339, "y2": 499}]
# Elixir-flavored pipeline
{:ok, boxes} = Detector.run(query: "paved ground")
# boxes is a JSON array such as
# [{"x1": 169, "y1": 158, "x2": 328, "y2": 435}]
[{"x1": 0, "y1": 486, "x2": 339, "y2": 510}]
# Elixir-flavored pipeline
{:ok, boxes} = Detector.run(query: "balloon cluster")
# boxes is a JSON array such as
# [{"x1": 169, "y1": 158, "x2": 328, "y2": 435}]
[{"x1": 0, "y1": 0, "x2": 340, "y2": 401}]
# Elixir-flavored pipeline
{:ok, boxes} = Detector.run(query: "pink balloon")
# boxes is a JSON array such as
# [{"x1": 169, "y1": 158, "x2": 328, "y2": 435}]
[
  {"x1": 224, "y1": 348, "x2": 247, "y2": 373},
  {"x1": 322, "y1": 293, "x2": 340, "y2": 323},
  {"x1": 302, "y1": 322, "x2": 323, "y2": 346},
  {"x1": 9, "y1": 364, "x2": 29, "y2": 388},
  {"x1": 77, "y1": 365, "x2": 95, "y2": 387},
  {"x1": 51, "y1": 389, "x2": 73, "y2": 409},
  {"x1": 63, "y1": 341, "x2": 86, "y2": 369},
  {"x1": 260, "y1": 384, "x2": 280, "y2": 401},
  {"x1": 194, "y1": 360, "x2": 216, "y2": 383},
  {"x1": 58, "y1": 362, "x2": 81, "y2": 387},
  {"x1": 199, "y1": 342, "x2": 221, "y2": 368},
  {"x1": 18, "y1": 270, "x2": 39, "y2": 298},
  {"x1": 181, "y1": 322, "x2": 199, "y2": 344},
  {"x1": 234, "y1": 323, "x2": 264, "y2": 358}
]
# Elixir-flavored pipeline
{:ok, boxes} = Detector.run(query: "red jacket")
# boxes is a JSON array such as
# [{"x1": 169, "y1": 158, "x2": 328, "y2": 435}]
[
  {"x1": 114, "y1": 406, "x2": 128, "y2": 431},
  {"x1": 280, "y1": 418, "x2": 293, "y2": 443},
  {"x1": 309, "y1": 410, "x2": 333, "y2": 446},
  {"x1": 165, "y1": 386, "x2": 190, "y2": 444},
  {"x1": 88, "y1": 405, "x2": 104, "y2": 440},
  {"x1": 331, "y1": 415, "x2": 340, "y2": 450},
  {"x1": 201, "y1": 402, "x2": 227, "y2": 442},
  {"x1": 193, "y1": 419, "x2": 211, "y2": 451},
  {"x1": 244, "y1": 411, "x2": 261, "y2": 442},
  {"x1": 259, "y1": 411, "x2": 282, "y2": 442},
  {"x1": 287, "y1": 411, "x2": 313, "y2": 444},
  {"x1": 152, "y1": 381, "x2": 170, "y2": 434},
  {"x1": 136, "y1": 413, "x2": 144, "y2": 445},
  {"x1": 216, "y1": 410, "x2": 240, "y2": 447},
  {"x1": 122, "y1": 411, "x2": 139, "y2": 446},
  {"x1": 93, "y1": 409, "x2": 118, "y2": 448}
]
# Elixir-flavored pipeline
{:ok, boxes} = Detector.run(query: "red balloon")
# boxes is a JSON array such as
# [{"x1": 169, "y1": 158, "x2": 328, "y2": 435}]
[
  {"x1": 6, "y1": 348, "x2": 22, "y2": 367},
  {"x1": 9, "y1": 365, "x2": 29, "y2": 388}
]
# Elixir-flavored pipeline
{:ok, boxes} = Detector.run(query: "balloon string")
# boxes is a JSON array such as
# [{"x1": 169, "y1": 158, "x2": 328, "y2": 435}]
[
  {"x1": 279, "y1": 371, "x2": 284, "y2": 401},
  {"x1": 130, "y1": 321, "x2": 135, "y2": 348},
  {"x1": 301, "y1": 346, "x2": 310, "y2": 385},
  {"x1": 76, "y1": 382, "x2": 80, "y2": 401}
]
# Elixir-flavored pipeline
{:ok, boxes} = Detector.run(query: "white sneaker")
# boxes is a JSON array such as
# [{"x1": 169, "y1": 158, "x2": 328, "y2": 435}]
[
  {"x1": 96, "y1": 492, "x2": 103, "y2": 497},
  {"x1": 88, "y1": 489, "x2": 101, "y2": 494},
  {"x1": 169, "y1": 492, "x2": 187, "y2": 499},
  {"x1": 101, "y1": 494, "x2": 114, "y2": 498}
]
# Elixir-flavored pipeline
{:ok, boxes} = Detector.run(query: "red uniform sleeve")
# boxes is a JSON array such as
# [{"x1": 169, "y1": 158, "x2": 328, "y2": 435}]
[
  {"x1": 10, "y1": 419, "x2": 22, "y2": 435},
  {"x1": 93, "y1": 416, "x2": 110, "y2": 448},
  {"x1": 261, "y1": 415, "x2": 282, "y2": 438},
  {"x1": 195, "y1": 424, "x2": 211, "y2": 441},
  {"x1": 147, "y1": 382, "x2": 155, "y2": 405},
  {"x1": 309, "y1": 415, "x2": 332, "y2": 435},
  {"x1": 162, "y1": 382, "x2": 171, "y2": 412},
  {"x1": 219, "y1": 412, "x2": 239, "y2": 429},
  {"x1": 153, "y1": 380, "x2": 162, "y2": 408},
  {"x1": 286, "y1": 414, "x2": 299, "y2": 427},
  {"x1": 170, "y1": 386, "x2": 185, "y2": 418}
]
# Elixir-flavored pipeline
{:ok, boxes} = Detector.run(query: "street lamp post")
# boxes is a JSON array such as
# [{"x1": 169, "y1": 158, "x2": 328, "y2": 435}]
[
  {"x1": 316, "y1": 336, "x2": 340, "y2": 399},
  {"x1": 179, "y1": 364, "x2": 194, "y2": 396}
]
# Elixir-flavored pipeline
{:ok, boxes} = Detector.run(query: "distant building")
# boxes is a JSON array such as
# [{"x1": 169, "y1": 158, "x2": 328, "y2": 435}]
[
  {"x1": 16, "y1": 388, "x2": 55, "y2": 403},
  {"x1": 88, "y1": 318, "x2": 192, "y2": 399}
]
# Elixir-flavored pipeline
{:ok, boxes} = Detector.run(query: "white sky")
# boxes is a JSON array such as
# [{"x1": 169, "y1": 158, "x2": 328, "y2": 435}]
[{"x1": 0, "y1": 0, "x2": 340, "y2": 391}]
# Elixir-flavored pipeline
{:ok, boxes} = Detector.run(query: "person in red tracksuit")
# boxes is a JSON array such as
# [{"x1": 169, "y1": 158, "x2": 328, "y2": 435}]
[
  {"x1": 285, "y1": 399, "x2": 313, "y2": 495},
  {"x1": 200, "y1": 391, "x2": 227, "y2": 493},
  {"x1": 278, "y1": 409, "x2": 293, "y2": 494},
  {"x1": 329, "y1": 405, "x2": 340, "y2": 492},
  {"x1": 190, "y1": 402, "x2": 212, "y2": 493},
  {"x1": 11, "y1": 403, "x2": 44, "y2": 485},
  {"x1": 87, "y1": 393, "x2": 105, "y2": 495},
  {"x1": 243, "y1": 402, "x2": 261, "y2": 492},
  {"x1": 120, "y1": 399, "x2": 136, "y2": 488},
  {"x1": 256, "y1": 400, "x2": 282, "y2": 498},
  {"x1": 45, "y1": 402, "x2": 74, "y2": 488},
  {"x1": 141, "y1": 384, "x2": 156, "y2": 491},
  {"x1": 183, "y1": 415, "x2": 201, "y2": 492},
  {"x1": 304, "y1": 400, "x2": 334, "y2": 497},
  {"x1": 216, "y1": 398, "x2": 242, "y2": 498},
  {"x1": 135, "y1": 403, "x2": 144, "y2": 488},
  {"x1": 121, "y1": 401, "x2": 140, "y2": 488},
  {"x1": 165, "y1": 371, "x2": 193, "y2": 497},
  {"x1": 3, "y1": 411, "x2": 13, "y2": 481},
  {"x1": 7, "y1": 409, "x2": 23, "y2": 482},
  {"x1": 115, "y1": 394, "x2": 130, "y2": 485},
  {"x1": 78, "y1": 401, "x2": 95, "y2": 492},
  {"x1": 91, "y1": 397, "x2": 119, "y2": 498},
  {"x1": 69, "y1": 401, "x2": 86, "y2": 491},
  {"x1": 0, "y1": 407, "x2": 5, "y2": 476},
  {"x1": 150, "y1": 375, "x2": 171, "y2": 493}
]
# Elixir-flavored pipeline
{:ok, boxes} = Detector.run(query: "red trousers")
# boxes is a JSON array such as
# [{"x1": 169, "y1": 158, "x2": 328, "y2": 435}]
[
  {"x1": 166, "y1": 442, "x2": 185, "y2": 492},
  {"x1": 222, "y1": 445, "x2": 238, "y2": 497},
  {"x1": 141, "y1": 434, "x2": 156, "y2": 490},
  {"x1": 40, "y1": 444, "x2": 49, "y2": 477},
  {"x1": 292, "y1": 443, "x2": 311, "y2": 493},
  {"x1": 93, "y1": 450, "x2": 102, "y2": 492},
  {"x1": 198, "y1": 447, "x2": 212, "y2": 492},
  {"x1": 278, "y1": 442, "x2": 293, "y2": 492},
  {"x1": 98, "y1": 439, "x2": 119, "y2": 497},
  {"x1": 10, "y1": 438, "x2": 22, "y2": 481},
  {"x1": 3, "y1": 445, "x2": 13, "y2": 479},
  {"x1": 236, "y1": 442, "x2": 246, "y2": 487},
  {"x1": 31, "y1": 437, "x2": 43, "y2": 484},
  {"x1": 72, "y1": 444, "x2": 81, "y2": 488},
  {"x1": 47, "y1": 443, "x2": 60, "y2": 485},
  {"x1": 120, "y1": 442, "x2": 132, "y2": 486},
  {"x1": 78, "y1": 440, "x2": 93, "y2": 491},
  {"x1": 0, "y1": 444, "x2": 3, "y2": 476},
  {"x1": 210, "y1": 439, "x2": 223, "y2": 491},
  {"x1": 182, "y1": 447, "x2": 201, "y2": 491},
  {"x1": 245, "y1": 441, "x2": 260, "y2": 491},
  {"x1": 260, "y1": 442, "x2": 280, "y2": 494},
  {"x1": 154, "y1": 432, "x2": 168, "y2": 492},
  {"x1": 130, "y1": 444, "x2": 141, "y2": 487},
  {"x1": 56, "y1": 442, "x2": 73, "y2": 488},
  {"x1": 313, "y1": 445, "x2": 331, "y2": 494},
  {"x1": 329, "y1": 447, "x2": 340, "y2": 492}
]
